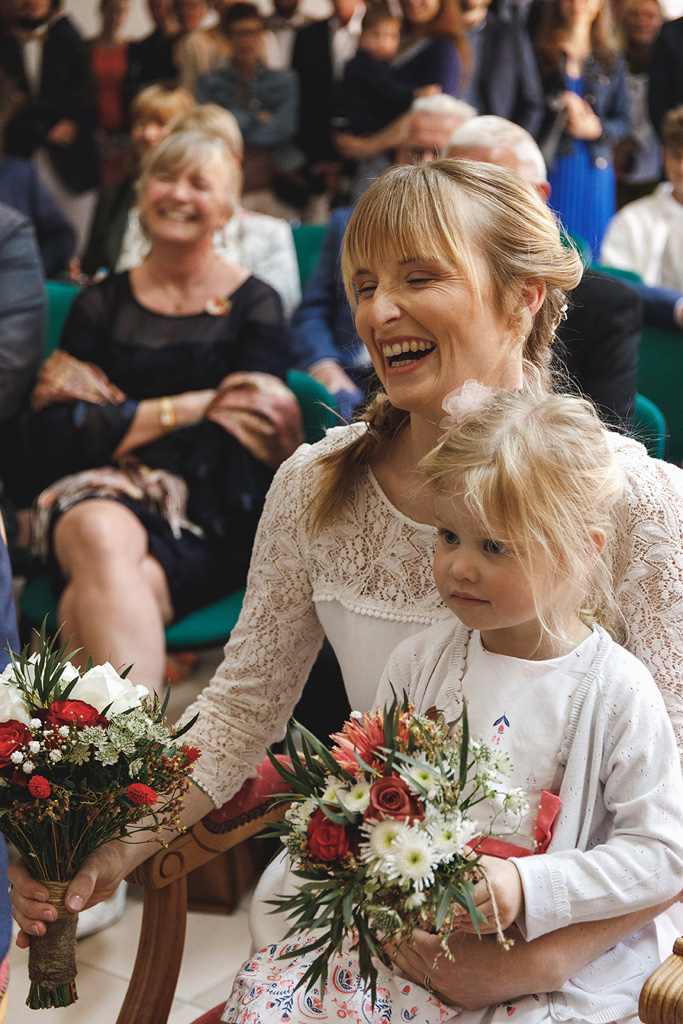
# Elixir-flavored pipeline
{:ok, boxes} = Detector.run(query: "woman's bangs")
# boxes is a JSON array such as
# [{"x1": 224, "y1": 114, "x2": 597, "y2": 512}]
[{"x1": 342, "y1": 167, "x2": 476, "y2": 301}]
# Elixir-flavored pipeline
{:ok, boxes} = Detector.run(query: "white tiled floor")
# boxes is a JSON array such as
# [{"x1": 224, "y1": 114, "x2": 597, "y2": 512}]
[{"x1": 6, "y1": 647, "x2": 254, "y2": 1024}]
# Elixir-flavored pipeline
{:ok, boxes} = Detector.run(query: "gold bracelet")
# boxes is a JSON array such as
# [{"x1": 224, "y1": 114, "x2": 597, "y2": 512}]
[{"x1": 159, "y1": 396, "x2": 176, "y2": 430}]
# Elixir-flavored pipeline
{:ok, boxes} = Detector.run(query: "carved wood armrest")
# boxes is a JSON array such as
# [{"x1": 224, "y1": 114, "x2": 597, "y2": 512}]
[
  {"x1": 116, "y1": 757, "x2": 293, "y2": 1024},
  {"x1": 640, "y1": 937, "x2": 683, "y2": 1024}
]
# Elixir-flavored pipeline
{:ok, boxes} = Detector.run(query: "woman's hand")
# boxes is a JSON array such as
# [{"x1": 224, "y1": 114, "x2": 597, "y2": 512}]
[
  {"x1": 9, "y1": 841, "x2": 128, "y2": 948},
  {"x1": 562, "y1": 91, "x2": 603, "y2": 140}
]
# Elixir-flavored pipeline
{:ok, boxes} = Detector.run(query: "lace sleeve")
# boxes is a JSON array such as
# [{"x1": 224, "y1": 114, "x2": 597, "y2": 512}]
[
  {"x1": 611, "y1": 437, "x2": 683, "y2": 757},
  {"x1": 175, "y1": 442, "x2": 326, "y2": 805}
]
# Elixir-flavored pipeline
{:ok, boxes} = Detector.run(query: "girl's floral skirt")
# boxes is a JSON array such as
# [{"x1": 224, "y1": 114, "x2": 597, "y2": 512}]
[{"x1": 221, "y1": 937, "x2": 457, "y2": 1024}]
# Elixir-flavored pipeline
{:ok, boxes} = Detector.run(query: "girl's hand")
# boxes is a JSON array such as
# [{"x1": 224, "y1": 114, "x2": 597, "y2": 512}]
[
  {"x1": 8, "y1": 843, "x2": 128, "y2": 948},
  {"x1": 454, "y1": 854, "x2": 524, "y2": 934}
]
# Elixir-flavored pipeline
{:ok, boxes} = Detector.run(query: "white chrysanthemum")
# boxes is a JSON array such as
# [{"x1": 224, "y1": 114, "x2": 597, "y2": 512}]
[
  {"x1": 10, "y1": 751, "x2": 23, "y2": 764},
  {"x1": 426, "y1": 812, "x2": 475, "y2": 860},
  {"x1": 321, "y1": 780, "x2": 343, "y2": 804},
  {"x1": 49, "y1": 750, "x2": 62, "y2": 762},
  {"x1": 359, "y1": 818, "x2": 409, "y2": 869},
  {"x1": 336, "y1": 782, "x2": 371, "y2": 815},
  {"x1": 95, "y1": 744, "x2": 120, "y2": 767},
  {"x1": 22, "y1": 761, "x2": 35, "y2": 774},
  {"x1": 385, "y1": 829, "x2": 438, "y2": 891},
  {"x1": 400, "y1": 757, "x2": 441, "y2": 800},
  {"x1": 29, "y1": 719, "x2": 42, "y2": 730},
  {"x1": 128, "y1": 757, "x2": 144, "y2": 777},
  {"x1": 405, "y1": 891, "x2": 427, "y2": 910},
  {"x1": 28, "y1": 741, "x2": 40, "y2": 754},
  {"x1": 504, "y1": 787, "x2": 529, "y2": 815}
]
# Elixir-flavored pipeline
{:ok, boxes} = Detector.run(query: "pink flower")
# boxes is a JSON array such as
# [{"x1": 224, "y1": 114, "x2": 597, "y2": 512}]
[{"x1": 439, "y1": 380, "x2": 494, "y2": 434}]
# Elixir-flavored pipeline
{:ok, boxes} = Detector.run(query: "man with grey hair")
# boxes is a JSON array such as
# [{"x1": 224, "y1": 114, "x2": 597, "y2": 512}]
[
  {"x1": 446, "y1": 115, "x2": 641, "y2": 431},
  {"x1": 291, "y1": 94, "x2": 476, "y2": 414}
]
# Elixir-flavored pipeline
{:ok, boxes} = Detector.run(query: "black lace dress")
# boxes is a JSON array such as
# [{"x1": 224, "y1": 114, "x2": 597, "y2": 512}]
[{"x1": 34, "y1": 271, "x2": 292, "y2": 618}]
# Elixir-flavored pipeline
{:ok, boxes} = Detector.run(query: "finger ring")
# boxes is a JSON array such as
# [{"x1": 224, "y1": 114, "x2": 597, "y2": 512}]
[{"x1": 423, "y1": 974, "x2": 434, "y2": 994}]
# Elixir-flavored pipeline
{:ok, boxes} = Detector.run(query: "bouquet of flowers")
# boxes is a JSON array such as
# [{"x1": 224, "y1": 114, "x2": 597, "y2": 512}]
[
  {"x1": 0, "y1": 627, "x2": 200, "y2": 1009},
  {"x1": 267, "y1": 694, "x2": 527, "y2": 1004}
]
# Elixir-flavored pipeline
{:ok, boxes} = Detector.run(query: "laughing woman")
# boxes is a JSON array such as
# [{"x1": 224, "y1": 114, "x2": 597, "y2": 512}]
[
  {"x1": 28, "y1": 129, "x2": 295, "y2": 690},
  {"x1": 12, "y1": 160, "x2": 683, "y2": 1013}
]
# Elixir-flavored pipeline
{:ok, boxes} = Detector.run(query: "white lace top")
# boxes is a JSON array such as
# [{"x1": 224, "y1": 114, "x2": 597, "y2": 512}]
[{"x1": 178, "y1": 425, "x2": 683, "y2": 806}]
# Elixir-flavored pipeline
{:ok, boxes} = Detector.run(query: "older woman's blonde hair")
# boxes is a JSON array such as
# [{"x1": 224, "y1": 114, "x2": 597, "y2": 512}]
[
  {"x1": 421, "y1": 389, "x2": 625, "y2": 646},
  {"x1": 169, "y1": 103, "x2": 245, "y2": 159},
  {"x1": 136, "y1": 130, "x2": 240, "y2": 217},
  {"x1": 310, "y1": 160, "x2": 582, "y2": 532}
]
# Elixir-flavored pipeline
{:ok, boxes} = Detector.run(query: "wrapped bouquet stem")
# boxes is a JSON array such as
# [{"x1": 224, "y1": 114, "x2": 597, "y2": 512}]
[{"x1": 0, "y1": 624, "x2": 200, "y2": 1009}]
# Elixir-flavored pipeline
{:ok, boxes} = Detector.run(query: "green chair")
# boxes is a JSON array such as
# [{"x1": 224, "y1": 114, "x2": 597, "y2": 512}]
[
  {"x1": 634, "y1": 392, "x2": 667, "y2": 460},
  {"x1": 20, "y1": 371, "x2": 336, "y2": 650},
  {"x1": 638, "y1": 325, "x2": 683, "y2": 462},
  {"x1": 291, "y1": 224, "x2": 327, "y2": 290},
  {"x1": 591, "y1": 262, "x2": 644, "y2": 286},
  {"x1": 44, "y1": 279, "x2": 80, "y2": 355}
]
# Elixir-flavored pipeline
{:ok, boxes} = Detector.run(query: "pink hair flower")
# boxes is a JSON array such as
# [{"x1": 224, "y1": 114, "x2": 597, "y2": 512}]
[{"x1": 439, "y1": 379, "x2": 494, "y2": 434}]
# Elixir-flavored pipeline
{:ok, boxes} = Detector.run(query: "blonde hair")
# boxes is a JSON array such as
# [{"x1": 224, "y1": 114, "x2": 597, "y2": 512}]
[
  {"x1": 310, "y1": 160, "x2": 582, "y2": 532},
  {"x1": 421, "y1": 390, "x2": 625, "y2": 645},
  {"x1": 169, "y1": 103, "x2": 245, "y2": 159},
  {"x1": 136, "y1": 130, "x2": 240, "y2": 215},
  {"x1": 130, "y1": 83, "x2": 195, "y2": 127}
]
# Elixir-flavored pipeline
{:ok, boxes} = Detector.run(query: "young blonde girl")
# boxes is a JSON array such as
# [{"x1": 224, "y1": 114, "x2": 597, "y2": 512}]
[{"x1": 224, "y1": 388, "x2": 683, "y2": 1024}]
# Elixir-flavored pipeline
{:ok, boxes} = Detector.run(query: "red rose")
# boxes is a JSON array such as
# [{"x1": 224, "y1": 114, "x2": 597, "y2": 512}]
[
  {"x1": 47, "y1": 700, "x2": 107, "y2": 730},
  {"x1": 306, "y1": 807, "x2": 350, "y2": 862},
  {"x1": 127, "y1": 783, "x2": 158, "y2": 806},
  {"x1": 365, "y1": 776, "x2": 424, "y2": 823},
  {"x1": 0, "y1": 720, "x2": 31, "y2": 768},
  {"x1": 29, "y1": 775, "x2": 51, "y2": 798}
]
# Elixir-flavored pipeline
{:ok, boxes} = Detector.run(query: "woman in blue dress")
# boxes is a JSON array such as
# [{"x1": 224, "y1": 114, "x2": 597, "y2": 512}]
[
  {"x1": 536, "y1": 0, "x2": 630, "y2": 259},
  {"x1": 393, "y1": 0, "x2": 468, "y2": 97}
]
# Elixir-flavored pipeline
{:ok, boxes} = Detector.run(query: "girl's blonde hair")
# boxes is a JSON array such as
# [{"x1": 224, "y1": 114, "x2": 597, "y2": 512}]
[
  {"x1": 421, "y1": 389, "x2": 625, "y2": 644},
  {"x1": 311, "y1": 159, "x2": 583, "y2": 532},
  {"x1": 130, "y1": 83, "x2": 195, "y2": 127},
  {"x1": 136, "y1": 130, "x2": 240, "y2": 216}
]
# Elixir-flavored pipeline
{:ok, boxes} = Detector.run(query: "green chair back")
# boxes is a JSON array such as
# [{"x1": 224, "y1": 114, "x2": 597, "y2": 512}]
[
  {"x1": 634, "y1": 392, "x2": 667, "y2": 460},
  {"x1": 286, "y1": 369, "x2": 337, "y2": 443},
  {"x1": 638, "y1": 325, "x2": 683, "y2": 461},
  {"x1": 44, "y1": 280, "x2": 80, "y2": 355},
  {"x1": 591, "y1": 263, "x2": 644, "y2": 285},
  {"x1": 291, "y1": 224, "x2": 327, "y2": 290}
]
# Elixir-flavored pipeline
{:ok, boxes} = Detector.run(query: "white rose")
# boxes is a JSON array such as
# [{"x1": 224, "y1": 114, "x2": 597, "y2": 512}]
[
  {"x1": 69, "y1": 663, "x2": 149, "y2": 715},
  {"x1": 0, "y1": 678, "x2": 30, "y2": 725}
]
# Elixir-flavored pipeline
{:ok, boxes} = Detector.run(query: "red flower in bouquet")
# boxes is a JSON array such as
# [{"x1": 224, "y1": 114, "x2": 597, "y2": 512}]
[
  {"x1": 28, "y1": 776, "x2": 51, "y2": 798},
  {"x1": 0, "y1": 720, "x2": 32, "y2": 768},
  {"x1": 307, "y1": 807, "x2": 350, "y2": 862},
  {"x1": 366, "y1": 776, "x2": 424, "y2": 823},
  {"x1": 47, "y1": 700, "x2": 107, "y2": 730},
  {"x1": 183, "y1": 746, "x2": 201, "y2": 764},
  {"x1": 330, "y1": 709, "x2": 411, "y2": 775},
  {"x1": 127, "y1": 783, "x2": 158, "y2": 806}
]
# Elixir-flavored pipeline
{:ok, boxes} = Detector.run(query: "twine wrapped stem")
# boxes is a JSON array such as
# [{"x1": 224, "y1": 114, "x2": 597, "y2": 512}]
[{"x1": 27, "y1": 881, "x2": 78, "y2": 1008}]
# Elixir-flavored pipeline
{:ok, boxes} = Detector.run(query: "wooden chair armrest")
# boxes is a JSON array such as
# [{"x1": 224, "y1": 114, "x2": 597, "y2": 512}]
[
  {"x1": 640, "y1": 937, "x2": 683, "y2": 1024},
  {"x1": 117, "y1": 798, "x2": 289, "y2": 1024}
]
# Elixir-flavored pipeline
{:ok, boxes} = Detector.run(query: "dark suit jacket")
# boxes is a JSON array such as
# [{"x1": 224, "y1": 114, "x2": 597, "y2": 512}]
[
  {"x1": 555, "y1": 269, "x2": 641, "y2": 430},
  {"x1": 292, "y1": 18, "x2": 336, "y2": 166},
  {"x1": 124, "y1": 29, "x2": 177, "y2": 107},
  {"x1": 80, "y1": 177, "x2": 135, "y2": 276},
  {"x1": 0, "y1": 15, "x2": 98, "y2": 193},
  {"x1": 474, "y1": 12, "x2": 545, "y2": 138},
  {"x1": 0, "y1": 156, "x2": 75, "y2": 276},
  {"x1": 648, "y1": 17, "x2": 683, "y2": 136}
]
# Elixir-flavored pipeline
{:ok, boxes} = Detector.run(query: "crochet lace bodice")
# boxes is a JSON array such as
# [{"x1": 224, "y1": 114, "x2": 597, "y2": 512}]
[{"x1": 178, "y1": 425, "x2": 683, "y2": 805}]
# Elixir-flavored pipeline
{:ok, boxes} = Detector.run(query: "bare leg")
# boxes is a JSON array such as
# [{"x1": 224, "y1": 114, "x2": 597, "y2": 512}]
[{"x1": 53, "y1": 500, "x2": 174, "y2": 690}]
